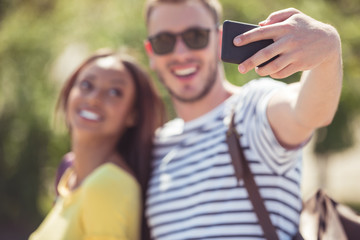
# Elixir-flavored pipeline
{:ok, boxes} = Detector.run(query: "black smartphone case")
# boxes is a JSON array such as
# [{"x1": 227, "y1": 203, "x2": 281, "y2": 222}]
[{"x1": 221, "y1": 20, "x2": 278, "y2": 67}]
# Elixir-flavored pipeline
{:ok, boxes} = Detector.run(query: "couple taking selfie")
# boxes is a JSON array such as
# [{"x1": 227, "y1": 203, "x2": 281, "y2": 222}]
[{"x1": 29, "y1": 0, "x2": 343, "y2": 239}]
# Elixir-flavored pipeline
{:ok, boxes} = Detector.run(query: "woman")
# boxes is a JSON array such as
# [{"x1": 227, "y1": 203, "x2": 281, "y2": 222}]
[{"x1": 29, "y1": 49, "x2": 166, "y2": 240}]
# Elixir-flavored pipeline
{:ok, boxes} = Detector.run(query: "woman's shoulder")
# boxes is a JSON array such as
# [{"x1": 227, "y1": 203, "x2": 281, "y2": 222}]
[
  {"x1": 55, "y1": 152, "x2": 74, "y2": 196},
  {"x1": 76, "y1": 164, "x2": 141, "y2": 240},
  {"x1": 82, "y1": 163, "x2": 140, "y2": 197}
]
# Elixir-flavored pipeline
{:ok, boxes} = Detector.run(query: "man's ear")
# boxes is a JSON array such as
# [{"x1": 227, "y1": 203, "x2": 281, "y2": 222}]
[
  {"x1": 144, "y1": 40, "x2": 155, "y2": 70},
  {"x1": 218, "y1": 26, "x2": 223, "y2": 60},
  {"x1": 144, "y1": 39, "x2": 153, "y2": 55}
]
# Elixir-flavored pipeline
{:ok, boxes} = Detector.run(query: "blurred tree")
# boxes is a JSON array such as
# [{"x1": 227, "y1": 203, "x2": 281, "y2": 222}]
[{"x1": 0, "y1": 0, "x2": 359, "y2": 239}]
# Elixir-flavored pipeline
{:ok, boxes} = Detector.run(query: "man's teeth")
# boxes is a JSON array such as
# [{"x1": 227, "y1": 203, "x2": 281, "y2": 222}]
[
  {"x1": 80, "y1": 110, "x2": 100, "y2": 121},
  {"x1": 174, "y1": 67, "x2": 196, "y2": 76}
]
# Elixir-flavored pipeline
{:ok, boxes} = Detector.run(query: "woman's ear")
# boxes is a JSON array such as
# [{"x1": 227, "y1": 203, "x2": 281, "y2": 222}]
[
  {"x1": 144, "y1": 40, "x2": 155, "y2": 70},
  {"x1": 64, "y1": 110, "x2": 72, "y2": 130},
  {"x1": 125, "y1": 110, "x2": 137, "y2": 128}
]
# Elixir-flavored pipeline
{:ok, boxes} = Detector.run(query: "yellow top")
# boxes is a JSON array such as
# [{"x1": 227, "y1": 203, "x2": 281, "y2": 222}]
[{"x1": 29, "y1": 163, "x2": 141, "y2": 240}]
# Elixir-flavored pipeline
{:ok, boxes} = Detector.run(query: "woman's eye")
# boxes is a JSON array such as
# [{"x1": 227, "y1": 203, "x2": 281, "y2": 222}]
[
  {"x1": 79, "y1": 80, "x2": 92, "y2": 90},
  {"x1": 109, "y1": 88, "x2": 123, "y2": 97}
]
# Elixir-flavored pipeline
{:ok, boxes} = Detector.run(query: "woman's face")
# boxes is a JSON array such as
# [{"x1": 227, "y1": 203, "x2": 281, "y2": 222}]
[{"x1": 67, "y1": 57, "x2": 136, "y2": 139}]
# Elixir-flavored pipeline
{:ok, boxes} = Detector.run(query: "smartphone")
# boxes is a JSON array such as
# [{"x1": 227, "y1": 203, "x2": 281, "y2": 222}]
[{"x1": 221, "y1": 20, "x2": 278, "y2": 67}]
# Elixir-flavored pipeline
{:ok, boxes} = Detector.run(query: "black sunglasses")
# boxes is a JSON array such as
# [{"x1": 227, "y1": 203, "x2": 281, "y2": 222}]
[{"x1": 148, "y1": 27, "x2": 212, "y2": 55}]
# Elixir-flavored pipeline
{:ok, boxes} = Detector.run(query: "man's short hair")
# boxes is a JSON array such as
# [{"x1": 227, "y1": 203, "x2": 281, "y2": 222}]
[{"x1": 144, "y1": 0, "x2": 223, "y2": 27}]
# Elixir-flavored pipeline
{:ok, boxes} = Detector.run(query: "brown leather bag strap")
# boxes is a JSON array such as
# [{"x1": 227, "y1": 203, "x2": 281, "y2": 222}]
[{"x1": 226, "y1": 110, "x2": 279, "y2": 240}]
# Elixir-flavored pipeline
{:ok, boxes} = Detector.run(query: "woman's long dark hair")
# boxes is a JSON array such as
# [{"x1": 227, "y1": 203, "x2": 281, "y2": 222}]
[{"x1": 56, "y1": 49, "x2": 166, "y2": 240}]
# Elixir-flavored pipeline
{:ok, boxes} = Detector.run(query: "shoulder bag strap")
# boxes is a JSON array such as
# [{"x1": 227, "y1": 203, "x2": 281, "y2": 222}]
[{"x1": 226, "y1": 109, "x2": 279, "y2": 240}]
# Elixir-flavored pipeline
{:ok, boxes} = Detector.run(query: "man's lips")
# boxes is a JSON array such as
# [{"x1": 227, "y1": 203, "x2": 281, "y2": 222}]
[{"x1": 173, "y1": 66, "x2": 197, "y2": 77}]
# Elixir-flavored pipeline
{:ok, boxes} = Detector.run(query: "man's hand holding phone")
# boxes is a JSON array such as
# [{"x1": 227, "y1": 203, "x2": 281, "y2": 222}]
[
  {"x1": 222, "y1": 8, "x2": 341, "y2": 79},
  {"x1": 221, "y1": 20, "x2": 278, "y2": 70}
]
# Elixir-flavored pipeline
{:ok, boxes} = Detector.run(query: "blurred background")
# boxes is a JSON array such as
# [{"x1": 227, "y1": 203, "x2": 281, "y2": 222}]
[{"x1": 0, "y1": 0, "x2": 359, "y2": 239}]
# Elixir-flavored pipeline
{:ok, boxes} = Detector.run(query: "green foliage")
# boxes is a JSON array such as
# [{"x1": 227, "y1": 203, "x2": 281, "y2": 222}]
[
  {"x1": 315, "y1": 100, "x2": 355, "y2": 154},
  {"x1": 0, "y1": 0, "x2": 359, "y2": 238}
]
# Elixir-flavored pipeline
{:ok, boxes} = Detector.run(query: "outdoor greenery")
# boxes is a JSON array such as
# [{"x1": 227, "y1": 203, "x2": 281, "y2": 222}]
[{"x1": 0, "y1": 0, "x2": 359, "y2": 239}]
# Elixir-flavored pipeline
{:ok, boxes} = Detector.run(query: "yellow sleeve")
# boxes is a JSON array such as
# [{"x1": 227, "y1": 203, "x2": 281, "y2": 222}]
[{"x1": 80, "y1": 167, "x2": 141, "y2": 240}]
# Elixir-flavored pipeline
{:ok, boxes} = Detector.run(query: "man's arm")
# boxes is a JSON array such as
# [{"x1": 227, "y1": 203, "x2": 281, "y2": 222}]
[{"x1": 233, "y1": 8, "x2": 343, "y2": 147}]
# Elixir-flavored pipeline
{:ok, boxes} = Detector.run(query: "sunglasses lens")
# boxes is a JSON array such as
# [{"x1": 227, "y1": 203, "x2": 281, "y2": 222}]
[
  {"x1": 148, "y1": 28, "x2": 211, "y2": 55},
  {"x1": 149, "y1": 33, "x2": 176, "y2": 55},
  {"x1": 182, "y1": 28, "x2": 210, "y2": 49}
]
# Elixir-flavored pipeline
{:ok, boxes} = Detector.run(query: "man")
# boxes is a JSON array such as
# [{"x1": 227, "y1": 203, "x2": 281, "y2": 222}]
[{"x1": 143, "y1": 0, "x2": 342, "y2": 239}]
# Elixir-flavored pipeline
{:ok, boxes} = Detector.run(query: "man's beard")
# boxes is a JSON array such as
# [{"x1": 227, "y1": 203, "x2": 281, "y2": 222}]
[{"x1": 157, "y1": 61, "x2": 218, "y2": 103}]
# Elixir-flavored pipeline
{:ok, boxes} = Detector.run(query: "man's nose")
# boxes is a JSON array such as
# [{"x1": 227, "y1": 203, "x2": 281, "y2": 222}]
[{"x1": 173, "y1": 36, "x2": 191, "y2": 55}]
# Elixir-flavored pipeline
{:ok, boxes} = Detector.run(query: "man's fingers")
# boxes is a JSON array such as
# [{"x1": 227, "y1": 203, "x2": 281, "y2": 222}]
[
  {"x1": 233, "y1": 21, "x2": 293, "y2": 47},
  {"x1": 237, "y1": 39, "x2": 286, "y2": 74},
  {"x1": 256, "y1": 58, "x2": 288, "y2": 77},
  {"x1": 233, "y1": 25, "x2": 275, "y2": 46},
  {"x1": 268, "y1": 64, "x2": 299, "y2": 79},
  {"x1": 234, "y1": 8, "x2": 301, "y2": 47},
  {"x1": 259, "y1": 8, "x2": 301, "y2": 26}
]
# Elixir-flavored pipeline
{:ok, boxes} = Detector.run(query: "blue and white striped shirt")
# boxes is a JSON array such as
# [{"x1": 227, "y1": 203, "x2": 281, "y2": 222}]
[{"x1": 147, "y1": 78, "x2": 303, "y2": 240}]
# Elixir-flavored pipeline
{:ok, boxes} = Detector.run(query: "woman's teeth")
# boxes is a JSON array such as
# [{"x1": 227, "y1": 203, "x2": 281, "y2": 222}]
[{"x1": 79, "y1": 110, "x2": 100, "y2": 121}]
